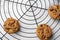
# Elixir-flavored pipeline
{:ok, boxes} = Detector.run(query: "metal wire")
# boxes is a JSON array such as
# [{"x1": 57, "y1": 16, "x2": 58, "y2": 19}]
[{"x1": 0, "y1": 0, "x2": 60, "y2": 40}]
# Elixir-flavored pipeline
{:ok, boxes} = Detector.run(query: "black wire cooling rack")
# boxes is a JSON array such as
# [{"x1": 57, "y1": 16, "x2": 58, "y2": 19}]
[{"x1": 0, "y1": 0, "x2": 60, "y2": 40}]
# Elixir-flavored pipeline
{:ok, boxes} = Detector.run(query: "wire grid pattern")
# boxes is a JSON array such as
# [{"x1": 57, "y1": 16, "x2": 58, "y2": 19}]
[{"x1": 0, "y1": 0, "x2": 60, "y2": 40}]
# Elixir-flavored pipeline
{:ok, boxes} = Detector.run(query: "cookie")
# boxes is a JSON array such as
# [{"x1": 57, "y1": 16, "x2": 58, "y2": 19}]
[
  {"x1": 48, "y1": 4, "x2": 60, "y2": 20},
  {"x1": 36, "y1": 24, "x2": 52, "y2": 40},
  {"x1": 4, "y1": 18, "x2": 19, "y2": 34}
]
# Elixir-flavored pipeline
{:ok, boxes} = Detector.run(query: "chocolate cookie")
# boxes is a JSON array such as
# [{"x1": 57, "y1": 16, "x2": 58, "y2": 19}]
[
  {"x1": 48, "y1": 4, "x2": 60, "y2": 20},
  {"x1": 36, "y1": 24, "x2": 52, "y2": 40},
  {"x1": 4, "y1": 18, "x2": 19, "y2": 34}
]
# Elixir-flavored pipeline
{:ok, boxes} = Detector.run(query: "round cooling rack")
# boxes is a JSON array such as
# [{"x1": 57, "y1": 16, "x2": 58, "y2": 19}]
[{"x1": 0, "y1": 0, "x2": 60, "y2": 40}]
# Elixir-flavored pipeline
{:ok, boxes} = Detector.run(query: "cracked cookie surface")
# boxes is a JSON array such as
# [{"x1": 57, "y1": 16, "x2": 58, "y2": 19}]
[
  {"x1": 36, "y1": 24, "x2": 52, "y2": 40},
  {"x1": 48, "y1": 4, "x2": 60, "y2": 20},
  {"x1": 4, "y1": 18, "x2": 19, "y2": 34}
]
